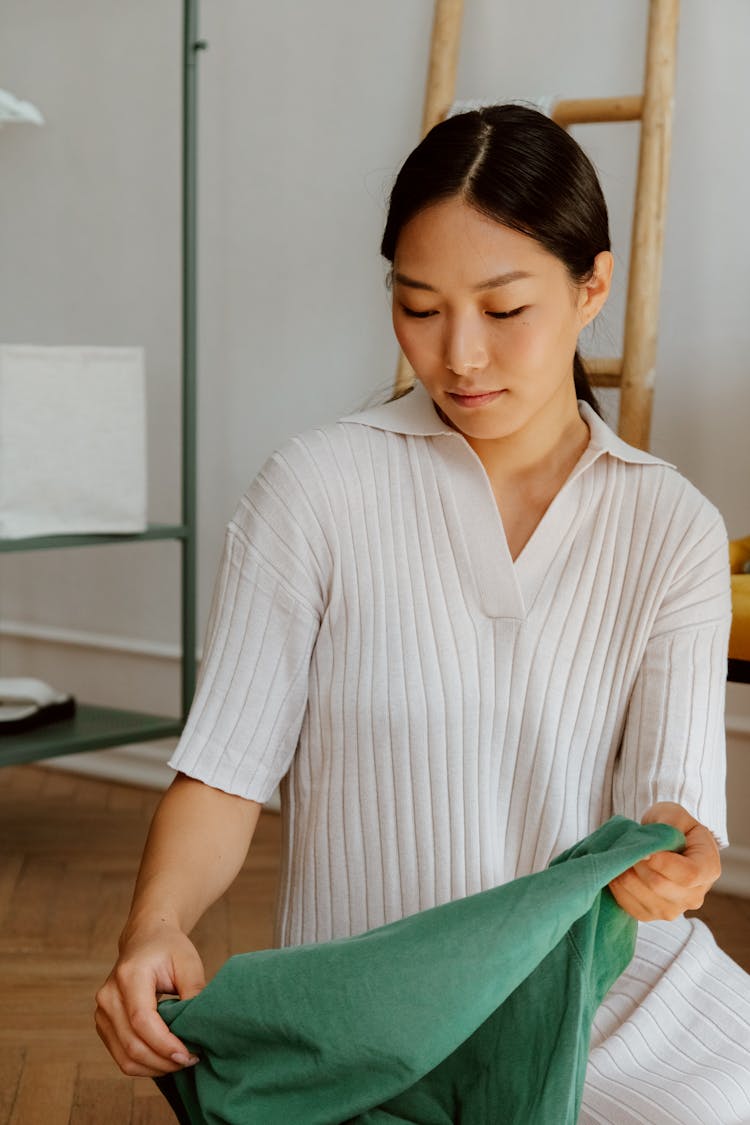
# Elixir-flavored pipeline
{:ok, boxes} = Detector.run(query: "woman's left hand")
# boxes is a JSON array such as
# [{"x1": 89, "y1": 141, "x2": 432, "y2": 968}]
[{"x1": 608, "y1": 802, "x2": 722, "y2": 921}]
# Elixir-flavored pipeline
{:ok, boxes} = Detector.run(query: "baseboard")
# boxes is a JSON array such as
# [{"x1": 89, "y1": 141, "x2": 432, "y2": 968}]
[
  {"x1": 37, "y1": 739, "x2": 750, "y2": 894},
  {"x1": 32, "y1": 745, "x2": 750, "y2": 894},
  {"x1": 41, "y1": 743, "x2": 282, "y2": 813},
  {"x1": 41, "y1": 742, "x2": 178, "y2": 790},
  {"x1": 0, "y1": 617, "x2": 192, "y2": 659},
  {"x1": 716, "y1": 845, "x2": 750, "y2": 899},
  {"x1": 726, "y1": 712, "x2": 750, "y2": 739},
  {"x1": 4, "y1": 619, "x2": 747, "y2": 838}
]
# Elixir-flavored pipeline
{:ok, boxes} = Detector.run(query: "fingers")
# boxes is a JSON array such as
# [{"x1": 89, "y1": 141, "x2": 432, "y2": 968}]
[
  {"x1": 95, "y1": 994, "x2": 192, "y2": 1077},
  {"x1": 609, "y1": 868, "x2": 688, "y2": 921},
  {"x1": 644, "y1": 823, "x2": 721, "y2": 888},
  {"x1": 645, "y1": 848, "x2": 719, "y2": 889},
  {"x1": 95, "y1": 989, "x2": 197, "y2": 1077},
  {"x1": 610, "y1": 806, "x2": 723, "y2": 922},
  {"x1": 173, "y1": 958, "x2": 206, "y2": 1003},
  {"x1": 609, "y1": 825, "x2": 721, "y2": 922},
  {"x1": 95, "y1": 938, "x2": 205, "y2": 1077},
  {"x1": 95, "y1": 968, "x2": 200, "y2": 1077},
  {"x1": 609, "y1": 863, "x2": 702, "y2": 921},
  {"x1": 641, "y1": 801, "x2": 698, "y2": 835}
]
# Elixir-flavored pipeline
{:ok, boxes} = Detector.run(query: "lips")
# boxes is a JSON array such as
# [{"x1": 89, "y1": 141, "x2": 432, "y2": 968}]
[{"x1": 449, "y1": 390, "x2": 504, "y2": 407}]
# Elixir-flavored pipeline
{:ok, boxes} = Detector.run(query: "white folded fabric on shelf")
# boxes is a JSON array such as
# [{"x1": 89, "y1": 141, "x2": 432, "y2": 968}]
[
  {"x1": 0, "y1": 677, "x2": 76, "y2": 733},
  {"x1": 0, "y1": 344, "x2": 147, "y2": 537}
]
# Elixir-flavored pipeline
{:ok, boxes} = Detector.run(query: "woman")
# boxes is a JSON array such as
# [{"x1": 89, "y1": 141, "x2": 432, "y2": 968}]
[{"x1": 96, "y1": 105, "x2": 750, "y2": 1122}]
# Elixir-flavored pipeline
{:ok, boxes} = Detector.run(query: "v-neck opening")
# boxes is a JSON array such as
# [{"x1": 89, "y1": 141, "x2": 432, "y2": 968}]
[
  {"x1": 436, "y1": 427, "x2": 603, "y2": 621},
  {"x1": 507, "y1": 439, "x2": 602, "y2": 570},
  {"x1": 340, "y1": 382, "x2": 670, "y2": 622},
  {"x1": 456, "y1": 427, "x2": 601, "y2": 568},
  {"x1": 424, "y1": 388, "x2": 599, "y2": 568}
]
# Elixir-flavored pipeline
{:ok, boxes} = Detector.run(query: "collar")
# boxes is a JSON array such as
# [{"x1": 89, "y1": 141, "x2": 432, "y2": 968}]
[{"x1": 340, "y1": 379, "x2": 673, "y2": 469}]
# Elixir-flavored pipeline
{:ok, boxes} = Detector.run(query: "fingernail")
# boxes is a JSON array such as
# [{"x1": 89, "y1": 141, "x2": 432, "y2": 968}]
[{"x1": 170, "y1": 1052, "x2": 199, "y2": 1067}]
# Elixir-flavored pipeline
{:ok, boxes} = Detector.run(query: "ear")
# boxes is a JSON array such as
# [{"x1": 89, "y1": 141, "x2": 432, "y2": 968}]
[{"x1": 577, "y1": 250, "x2": 614, "y2": 329}]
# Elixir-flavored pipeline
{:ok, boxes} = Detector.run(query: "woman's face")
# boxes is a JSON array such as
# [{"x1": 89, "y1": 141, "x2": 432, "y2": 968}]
[{"x1": 391, "y1": 196, "x2": 612, "y2": 444}]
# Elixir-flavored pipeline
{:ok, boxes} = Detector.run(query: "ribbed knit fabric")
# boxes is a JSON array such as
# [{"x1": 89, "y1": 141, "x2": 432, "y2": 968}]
[
  {"x1": 582, "y1": 917, "x2": 750, "y2": 1124},
  {"x1": 169, "y1": 380, "x2": 749, "y2": 1122},
  {"x1": 155, "y1": 818, "x2": 684, "y2": 1125}
]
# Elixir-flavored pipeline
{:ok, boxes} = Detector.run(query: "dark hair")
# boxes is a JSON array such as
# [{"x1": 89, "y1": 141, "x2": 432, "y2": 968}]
[{"x1": 380, "y1": 103, "x2": 610, "y2": 414}]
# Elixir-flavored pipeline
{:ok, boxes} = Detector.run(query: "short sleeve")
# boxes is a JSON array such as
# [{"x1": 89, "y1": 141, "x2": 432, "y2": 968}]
[
  {"x1": 612, "y1": 508, "x2": 732, "y2": 846},
  {"x1": 168, "y1": 449, "x2": 328, "y2": 803}
]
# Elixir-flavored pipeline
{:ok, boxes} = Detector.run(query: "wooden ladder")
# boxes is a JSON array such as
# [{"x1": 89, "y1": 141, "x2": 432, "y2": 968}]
[{"x1": 393, "y1": 0, "x2": 680, "y2": 452}]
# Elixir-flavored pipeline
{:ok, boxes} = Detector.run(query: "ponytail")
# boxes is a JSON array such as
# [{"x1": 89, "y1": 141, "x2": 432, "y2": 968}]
[{"x1": 573, "y1": 352, "x2": 601, "y2": 417}]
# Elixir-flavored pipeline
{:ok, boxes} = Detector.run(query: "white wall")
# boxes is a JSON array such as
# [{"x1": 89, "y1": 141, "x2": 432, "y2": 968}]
[{"x1": 1, "y1": 2, "x2": 749, "y2": 862}]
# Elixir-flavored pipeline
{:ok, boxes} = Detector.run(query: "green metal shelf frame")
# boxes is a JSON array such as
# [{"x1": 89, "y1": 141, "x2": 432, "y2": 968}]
[
  {"x1": 0, "y1": 1, "x2": 204, "y2": 766},
  {"x1": 0, "y1": 706, "x2": 184, "y2": 769},
  {"x1": 0, "y1": 525, "x2": 189, "y2": 552}
]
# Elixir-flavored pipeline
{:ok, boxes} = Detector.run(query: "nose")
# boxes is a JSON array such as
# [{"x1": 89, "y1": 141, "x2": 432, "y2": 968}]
[{"x1": 444, "y1": 311, "x2": 489, "y2": 376}]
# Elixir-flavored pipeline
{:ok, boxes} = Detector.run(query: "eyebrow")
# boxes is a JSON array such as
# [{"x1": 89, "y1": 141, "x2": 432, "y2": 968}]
[{"x1": 393, "y1": 270, "x2": 533, "y2": 293}]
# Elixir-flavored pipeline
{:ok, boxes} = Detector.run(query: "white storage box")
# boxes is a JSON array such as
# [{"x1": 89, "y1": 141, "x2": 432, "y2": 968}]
[{"x1": 0, "y1": 345, "x2": 148, "y2": 538}]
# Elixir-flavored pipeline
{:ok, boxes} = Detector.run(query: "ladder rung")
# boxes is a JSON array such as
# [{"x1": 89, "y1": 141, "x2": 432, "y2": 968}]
[
  {"x1": 585, "y1": 357, "x2": 623, "y2": 388},
  {"x1": 552, "y1": 96, "x2": 643, "y2": 127}
]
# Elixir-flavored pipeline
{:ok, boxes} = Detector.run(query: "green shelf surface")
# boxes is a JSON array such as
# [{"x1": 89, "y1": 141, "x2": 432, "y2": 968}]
[
  {"x1": 0, "y1": 704, "x2": 183, "y2": 768},
  {"x1": 0, "y1": 524, "x2": 189, "y2": 553}
]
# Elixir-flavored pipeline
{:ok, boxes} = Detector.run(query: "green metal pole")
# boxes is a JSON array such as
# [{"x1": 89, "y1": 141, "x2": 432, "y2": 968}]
[{"x1": 181, "y1": 0, "x2": 206, "y2": 721}]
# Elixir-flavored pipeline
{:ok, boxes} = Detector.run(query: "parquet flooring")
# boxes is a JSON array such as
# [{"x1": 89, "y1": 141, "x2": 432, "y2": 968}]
[
  {"x1": 0, "y1": 763, "x2": 748, "y2": 1124},
  {"x1": 0, "y1": 765, "x2": 281, "y2": 1124}
]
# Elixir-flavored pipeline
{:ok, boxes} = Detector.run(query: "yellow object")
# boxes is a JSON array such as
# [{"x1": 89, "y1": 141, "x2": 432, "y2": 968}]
[{"x1": 729, "y1": 536, "x2": 750, "y2": 662}]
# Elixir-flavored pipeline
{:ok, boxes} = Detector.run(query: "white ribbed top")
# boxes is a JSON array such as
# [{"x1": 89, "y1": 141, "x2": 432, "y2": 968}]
[{"x1": 169, "y1": 380, "x2": 731, "y2": 949}]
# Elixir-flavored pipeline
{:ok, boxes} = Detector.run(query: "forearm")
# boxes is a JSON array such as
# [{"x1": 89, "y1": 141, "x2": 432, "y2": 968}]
[{"x1": 122, "y1": 772, "x2": 263, "y2": 942}]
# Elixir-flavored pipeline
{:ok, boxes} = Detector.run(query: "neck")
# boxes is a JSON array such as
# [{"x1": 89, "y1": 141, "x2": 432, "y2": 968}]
[{"x1": 439, "y1": 380, "x2": 590, "y2": 490}]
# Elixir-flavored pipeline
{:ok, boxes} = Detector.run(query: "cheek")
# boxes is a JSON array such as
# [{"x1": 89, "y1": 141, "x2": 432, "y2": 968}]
[
  {"x1": 392, "y1": 315, "x2": 410, "y2": 353},
  {"x1": 391, "y1": 308, "x2": 410, "y2": 347},
  {"x1": 506, "y1": 314, "x2": 576, "y2": 368},
  {"x1": 393, "y1": 316, "x2": 438, "y2": 365},
  {"x1": 500, "y1": 320, "x2": 549, "y2": 366}
]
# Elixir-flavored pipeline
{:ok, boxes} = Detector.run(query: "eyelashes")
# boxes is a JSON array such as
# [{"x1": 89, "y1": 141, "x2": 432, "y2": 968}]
[
  {"x1": 399, "y1": 306, "x2": 437, "y2": 319},
  {"x1": 486, "y1": 307, "x2": 526, "y2": 320},
  {"x1": 399, "y1": 305, "x2": 527, "y2": 320}
]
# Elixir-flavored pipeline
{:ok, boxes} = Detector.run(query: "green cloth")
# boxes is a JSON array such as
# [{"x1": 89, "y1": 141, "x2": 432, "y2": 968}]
[{"x1": 156, "y1": 817, "x2": 683, "y2": 1125}]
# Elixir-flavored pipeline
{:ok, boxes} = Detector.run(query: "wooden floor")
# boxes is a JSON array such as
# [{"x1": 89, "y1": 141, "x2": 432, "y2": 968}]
[
  {"x1": 0, "y1": 765, "x2": 282, "y2": 1125},
  {"x1": 1, "y1": 764, "x2": 748, "y2": 1124}
]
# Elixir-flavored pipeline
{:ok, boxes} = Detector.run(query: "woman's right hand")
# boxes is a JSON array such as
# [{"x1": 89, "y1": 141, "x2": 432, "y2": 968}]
[
  {"x1": 94, "y1": 772, "x2": 263, "y2": 1076},
  {"x1": 95, "y1": 921, "x2": 206, "y2": 1077}
]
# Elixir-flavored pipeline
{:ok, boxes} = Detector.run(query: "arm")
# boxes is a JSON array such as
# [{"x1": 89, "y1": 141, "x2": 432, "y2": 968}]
[
  {"x1": 97, "y1": 453, "x2": 325, "y2": 1074},
  {"x1": 609, "y1": 505, "x2": 732, "y2": 922},
  {"x1": 95, "y1": 773, "x2": 262, "y2": 1077}
]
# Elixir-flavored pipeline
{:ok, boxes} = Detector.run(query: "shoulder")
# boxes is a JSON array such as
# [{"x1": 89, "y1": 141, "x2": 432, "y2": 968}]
[
  {"x1": 255, "y1": 418, "x2": 384, "y2": 496},
  {"x1": 607, "y1": 461, "x2": 729, "y2": 592},
  {"x1": 632, "y1": 461, "x2": 726, "y2": 548},
  {"x1": 613, "y1": 463, "x2": 730, "y2": 617},
  {"x1": 250, "y1": 406, "x2": 415, "y2": 500},
  {"x1": 581, "y1": 403, "x2": 726, "y2": 551},
  {"x1": 252, "y1": 382, "x2": 458, "y2": 487},
  {"x1": 229, "y1": 412, "x2": 400, "y2": 550},
  {"x1": 628, "y1": 455, "x2": 723, "y2": 519}
]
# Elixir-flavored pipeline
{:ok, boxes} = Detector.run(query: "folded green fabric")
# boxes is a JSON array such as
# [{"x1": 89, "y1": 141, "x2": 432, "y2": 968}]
[{"x1": 156, "y1": 817, "x2": 683, "y2": 1125}]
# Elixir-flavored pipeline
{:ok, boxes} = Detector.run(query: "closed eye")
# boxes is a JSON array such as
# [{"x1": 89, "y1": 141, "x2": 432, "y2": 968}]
[
  {"x1": 399, "y1": 304, "x2": 438, "y2": 319},
  {"x1": 399, "y1": 304, "x2": 526, "y2": 320},
  {"x1": 486, "y1": 307, "x2": 526, "y2": 320}
]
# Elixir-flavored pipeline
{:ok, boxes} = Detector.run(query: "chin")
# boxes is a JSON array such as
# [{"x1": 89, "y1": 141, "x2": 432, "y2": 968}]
[
  {"x1": 441, "y1": 396, "x2": 523, "y2": 435},
  {"x1": 446, "y1": 417, "x2": 522, "y2": 444}
]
